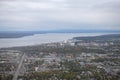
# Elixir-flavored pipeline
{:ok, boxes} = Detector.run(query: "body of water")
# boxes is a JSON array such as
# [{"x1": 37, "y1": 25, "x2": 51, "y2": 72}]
[{"x1": 0, "y1": 33, "x2": 117, "y2": 48}]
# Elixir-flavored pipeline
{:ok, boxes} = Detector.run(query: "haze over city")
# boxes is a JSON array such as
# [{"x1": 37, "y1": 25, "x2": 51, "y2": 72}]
[
  {"x1": 0, "y1": 0, "x2": 120, "y2": 31},
  {"x1": 0, "y1": 0, "x2": 120, "y2": 80}
]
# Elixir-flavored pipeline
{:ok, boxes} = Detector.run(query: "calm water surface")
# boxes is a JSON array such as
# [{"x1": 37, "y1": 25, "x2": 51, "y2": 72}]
[{"x1": 0, "y1": 33, "x2": 117, "y2": 48}]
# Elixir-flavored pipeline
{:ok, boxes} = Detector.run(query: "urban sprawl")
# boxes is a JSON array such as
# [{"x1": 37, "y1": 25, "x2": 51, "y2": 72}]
[{"x1": 0, "y1": 34, "x2": 120, "y2": 80}]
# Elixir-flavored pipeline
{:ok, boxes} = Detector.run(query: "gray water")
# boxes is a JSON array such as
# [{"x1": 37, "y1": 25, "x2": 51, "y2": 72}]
[{"x1": 0, "y1": 33, "x2": 117, "y2": 48}]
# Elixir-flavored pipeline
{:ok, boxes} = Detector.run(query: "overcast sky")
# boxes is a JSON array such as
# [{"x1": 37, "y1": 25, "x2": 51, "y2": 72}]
[{"x1": 0, "y1": 0, "x2": 120, "y2": 31}]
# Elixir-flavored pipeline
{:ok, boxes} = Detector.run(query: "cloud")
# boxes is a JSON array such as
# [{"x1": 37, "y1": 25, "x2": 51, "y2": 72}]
[
  {"x1": 0, "y1": 0, "x2": 68, "y2": 11},
  {"x1": 0, "y1": 0, "x2": 120, "y2": 31},
  {"x1": 92, "y1": 1, "x2": 120, "y2": 13}
]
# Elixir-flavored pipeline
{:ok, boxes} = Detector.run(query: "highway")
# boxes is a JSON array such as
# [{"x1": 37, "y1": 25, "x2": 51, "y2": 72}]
[{"x1": 12, "y1": 53, "x2": 25, "y2": 80}]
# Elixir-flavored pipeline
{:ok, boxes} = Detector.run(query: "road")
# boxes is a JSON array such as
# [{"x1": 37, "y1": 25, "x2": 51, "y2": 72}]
[{"x1": 12, "y1": 53, "x2": 26, "y2": 80}]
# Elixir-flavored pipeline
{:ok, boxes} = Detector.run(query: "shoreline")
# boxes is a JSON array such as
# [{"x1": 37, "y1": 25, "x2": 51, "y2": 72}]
[
  {"x1": 0, "y1": 33, "x2": 120, "y2": 49},
  {"x1": 0, "y1": 32, "x2": 120, "y2": 39}
]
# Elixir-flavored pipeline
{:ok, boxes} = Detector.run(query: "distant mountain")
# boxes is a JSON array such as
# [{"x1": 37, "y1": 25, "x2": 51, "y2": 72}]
[
  {"x1": 0, "y1": 30, "x2": 119, "y2": 38},
  {"x1": 73, "y1": 34, "x2": 120, "y2": 41},
  {"x1": 0, "y1": 31, "x2": 45, "y2": 38},
  {"x1": 45, "y1": 29, "x2": 120, "y2": 33}
]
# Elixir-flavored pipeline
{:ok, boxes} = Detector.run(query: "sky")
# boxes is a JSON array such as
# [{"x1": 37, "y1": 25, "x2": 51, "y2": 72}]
[{"x1": 0, "y1": 0, "x2": 120, "y2": 31}]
